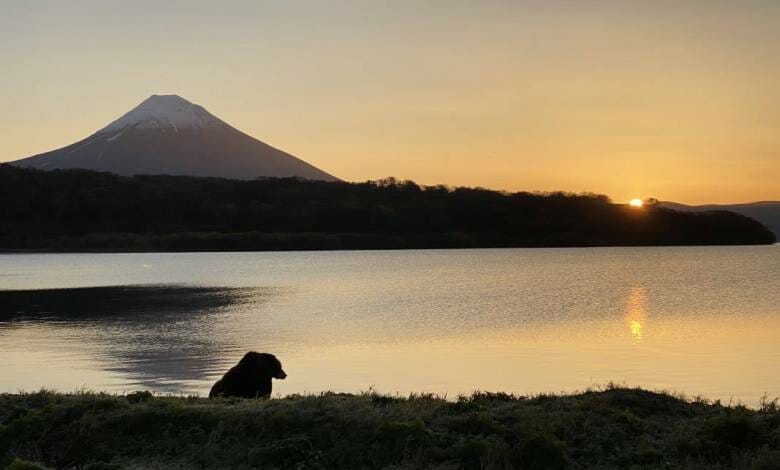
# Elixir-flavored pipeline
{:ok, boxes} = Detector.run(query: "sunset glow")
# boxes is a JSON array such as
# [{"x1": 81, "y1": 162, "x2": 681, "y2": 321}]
[
  {"x1": 1, "y1": 1, "x2": 778, "y2": 204},
  {"x1": 629, "y1": 198, "x2": 644, "y2": 208}
]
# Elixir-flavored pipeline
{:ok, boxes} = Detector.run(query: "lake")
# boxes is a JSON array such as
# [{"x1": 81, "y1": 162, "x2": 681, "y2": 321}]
[{"x1": 1, "y1": 247, "x2": 778, "y2": 405}]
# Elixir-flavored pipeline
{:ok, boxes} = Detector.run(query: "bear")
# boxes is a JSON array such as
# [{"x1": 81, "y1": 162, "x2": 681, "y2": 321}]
[{"x1": 208, "y1": 352, "x2": 287, "y2": 399}]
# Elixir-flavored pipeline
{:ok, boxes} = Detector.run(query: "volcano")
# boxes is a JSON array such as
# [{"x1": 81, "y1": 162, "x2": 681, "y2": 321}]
[{"x1": 10, "y1": 95, "x2": 338, "y2": 181}]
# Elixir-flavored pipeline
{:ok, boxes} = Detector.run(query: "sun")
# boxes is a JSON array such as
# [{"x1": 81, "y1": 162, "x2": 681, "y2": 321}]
[{"x1": 629, "y1": 198, "x2": 644, "y2": 208}]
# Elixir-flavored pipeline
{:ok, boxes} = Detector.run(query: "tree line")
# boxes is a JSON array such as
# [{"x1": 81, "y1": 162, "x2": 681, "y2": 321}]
[{"x1": 0, "y1": 165, "x2": 774, "y2": 251}]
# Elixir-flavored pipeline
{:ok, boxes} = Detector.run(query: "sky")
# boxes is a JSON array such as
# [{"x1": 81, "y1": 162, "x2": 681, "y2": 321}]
[{"x1": 1, "y1": 0, "x2": 778, "y2": 204}]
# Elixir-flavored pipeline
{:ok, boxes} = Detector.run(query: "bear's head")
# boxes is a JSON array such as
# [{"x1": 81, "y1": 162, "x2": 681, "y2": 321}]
[{"x1": 238, "y1": 351, "x2": 287, "y2": 380}]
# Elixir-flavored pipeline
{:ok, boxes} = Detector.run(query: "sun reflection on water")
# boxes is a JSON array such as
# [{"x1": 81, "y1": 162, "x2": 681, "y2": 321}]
[{"x1": 625, "y1": 287, "x2": 648, "y2": 342}]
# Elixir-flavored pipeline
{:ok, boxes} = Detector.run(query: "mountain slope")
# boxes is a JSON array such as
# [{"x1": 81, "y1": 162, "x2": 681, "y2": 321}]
[
  {"x1": 10, "y1": 95, "x2": 338, "y2": 181},
  {"x1": 661, "y1": 201, "x2": 780, "y2": 238}
]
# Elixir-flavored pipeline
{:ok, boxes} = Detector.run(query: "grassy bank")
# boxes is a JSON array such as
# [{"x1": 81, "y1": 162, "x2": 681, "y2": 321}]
[{"x1": 1, "y1": 387, "x2": 779, "y2": 470}]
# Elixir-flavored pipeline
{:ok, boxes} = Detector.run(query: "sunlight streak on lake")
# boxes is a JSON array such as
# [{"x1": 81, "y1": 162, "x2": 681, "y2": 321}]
[{"x1": 625, "y1": 287, "x2": 647, "y2": 342}]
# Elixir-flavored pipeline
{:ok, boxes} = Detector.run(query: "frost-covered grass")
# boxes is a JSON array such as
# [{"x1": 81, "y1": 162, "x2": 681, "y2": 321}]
[{"x1": 1, "y1": 386, "x2": 779, "y2": 469}]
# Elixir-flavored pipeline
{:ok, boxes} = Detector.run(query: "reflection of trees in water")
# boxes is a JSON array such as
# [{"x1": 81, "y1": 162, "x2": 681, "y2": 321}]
[
  {"x1": 0, "y1": 285, "x2": 275, "y2": 393},
  {"x1": 0, "y1": 285, "x2": 250, "y2": 319}
]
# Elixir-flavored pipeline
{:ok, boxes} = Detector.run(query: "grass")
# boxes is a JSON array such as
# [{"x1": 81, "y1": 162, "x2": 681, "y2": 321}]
[{"x1": 1, "y1": 386, "x2": 778, "y2": 469}]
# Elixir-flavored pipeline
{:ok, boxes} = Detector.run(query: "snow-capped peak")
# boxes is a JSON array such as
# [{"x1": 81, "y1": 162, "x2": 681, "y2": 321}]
[{"x1": 97, "y1": 95, "x2": 226, "y2": 134}]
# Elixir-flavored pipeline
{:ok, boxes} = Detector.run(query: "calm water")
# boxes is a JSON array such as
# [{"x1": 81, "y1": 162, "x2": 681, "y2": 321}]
[{"x1": 1, "y1": 247, "x2": 778, "y2": 405}]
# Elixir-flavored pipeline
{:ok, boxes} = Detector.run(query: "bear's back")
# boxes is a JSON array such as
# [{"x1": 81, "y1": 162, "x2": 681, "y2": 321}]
[{"x1": 212, "y1": 363, "x2": 272, "y2": 398}]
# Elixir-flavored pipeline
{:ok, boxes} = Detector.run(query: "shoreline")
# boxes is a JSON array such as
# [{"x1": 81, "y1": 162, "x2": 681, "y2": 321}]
[{"x1": 1, "y1": 242, "x2": 777, "y2": 255}]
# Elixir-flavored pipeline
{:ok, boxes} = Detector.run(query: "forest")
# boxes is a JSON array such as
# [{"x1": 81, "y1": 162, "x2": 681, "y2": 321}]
[{"x1": 0, "y1": 164, "x2": 775, "y2": 251}]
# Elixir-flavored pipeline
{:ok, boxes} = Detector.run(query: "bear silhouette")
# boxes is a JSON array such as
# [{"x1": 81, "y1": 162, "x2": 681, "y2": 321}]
[{"x1": 209, "y1": 352, "x2": 286, "y2": 399}]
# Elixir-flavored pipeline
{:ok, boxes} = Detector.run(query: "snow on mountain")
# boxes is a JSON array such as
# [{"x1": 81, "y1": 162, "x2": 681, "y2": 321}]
[{"x1": 98, "y1": 95, "x2": 227, "y2": 134}]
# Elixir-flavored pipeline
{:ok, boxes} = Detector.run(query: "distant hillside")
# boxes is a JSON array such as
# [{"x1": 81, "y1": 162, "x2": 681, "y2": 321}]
[
  {"x1": 0, "y1": 165, "x2": 775, "y2": 251},
  {"x1": 661, "y1": 201, "x2": 780, "y2": 238}
]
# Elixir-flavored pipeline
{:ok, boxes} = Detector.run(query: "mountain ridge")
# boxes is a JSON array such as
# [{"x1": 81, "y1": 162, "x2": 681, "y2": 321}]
[{"x1": 660, "y1": 200, "x2": 780, "y2": 238}]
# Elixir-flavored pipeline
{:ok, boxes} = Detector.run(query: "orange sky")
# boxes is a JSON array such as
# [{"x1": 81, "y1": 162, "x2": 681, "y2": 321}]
[{"x1": 1, "y1": 1, "x2": 778, "y2": 204}]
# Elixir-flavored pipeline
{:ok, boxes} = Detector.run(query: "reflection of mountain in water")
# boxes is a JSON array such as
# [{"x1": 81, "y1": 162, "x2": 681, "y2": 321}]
[{"x1": 0, "y1": 285, "x2": 273, "y2": 392}]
